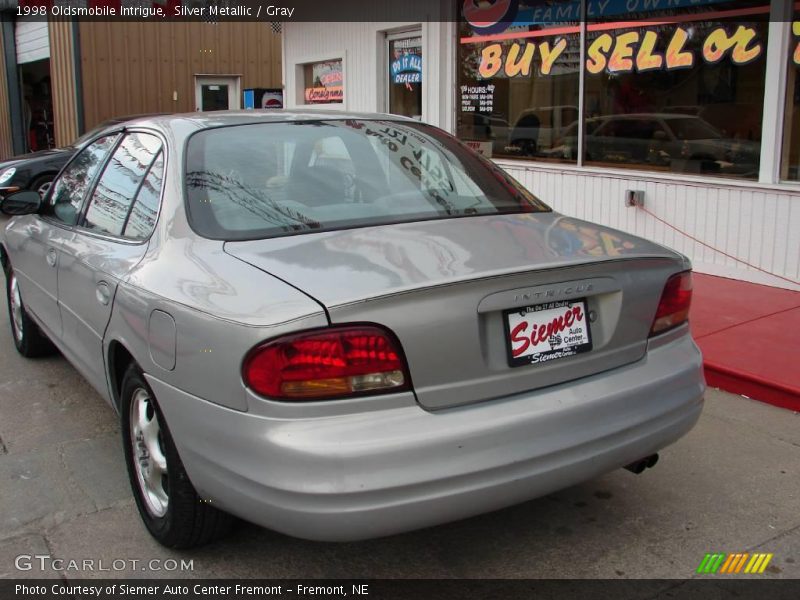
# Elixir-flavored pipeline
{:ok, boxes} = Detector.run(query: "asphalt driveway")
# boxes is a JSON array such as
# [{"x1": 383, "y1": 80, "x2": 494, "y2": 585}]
[{"x1": 0, "y1": 261, "x2": 798, "y2": 581}]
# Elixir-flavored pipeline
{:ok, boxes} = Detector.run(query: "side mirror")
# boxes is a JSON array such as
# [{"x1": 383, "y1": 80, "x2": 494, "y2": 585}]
[{"x1": 0, "y1": 190, "x2": 42, "y2": 216}]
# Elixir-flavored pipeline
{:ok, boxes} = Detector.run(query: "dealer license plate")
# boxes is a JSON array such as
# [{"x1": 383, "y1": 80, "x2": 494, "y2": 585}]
[{"x1": 504, "y1": 299, "x2": 592, "y2": 368}]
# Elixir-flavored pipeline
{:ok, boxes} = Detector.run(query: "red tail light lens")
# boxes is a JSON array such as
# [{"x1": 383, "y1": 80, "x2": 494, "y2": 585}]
[
  {"x1": 243, "y1": 325, "x2": 410, "y2": 400},
  {"x1": 650, "y1": 271, "x2": 693, "y2": 336}
]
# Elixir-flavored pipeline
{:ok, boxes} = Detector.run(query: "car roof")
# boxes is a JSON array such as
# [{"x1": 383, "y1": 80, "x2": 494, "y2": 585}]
[
  {"x1": 120, "y1": 109, "x2": 417, "y2": 131},
  {"x1": 104, "y1": 113, "x2": 168, "y2": 124},
  {"x1": 518, "y1": 106, "x2": 578, "y2": 113},
  {"x1": 596, "y1": 113, "x2": 701, "y2": 121}
]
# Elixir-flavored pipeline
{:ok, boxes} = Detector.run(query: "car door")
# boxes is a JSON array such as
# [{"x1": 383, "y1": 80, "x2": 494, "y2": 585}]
[
  {"x1": 6, "y1": 135, "x2": 119, "y2": 339},
  {"x1": 56, "y1": 131, "x2": 164, "y2": 393},
  {"x1": 597, "y1": 118, "x2": 655, "y2": 164}
]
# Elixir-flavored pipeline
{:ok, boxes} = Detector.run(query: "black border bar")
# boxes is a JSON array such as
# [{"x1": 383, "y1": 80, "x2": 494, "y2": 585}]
[{"x1": 4, "y1": 579, "x2": 800, "y2": 600}]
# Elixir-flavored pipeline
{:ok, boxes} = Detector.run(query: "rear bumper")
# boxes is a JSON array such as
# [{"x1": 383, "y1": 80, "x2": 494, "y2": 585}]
[{"x1": 149, "y1": 332, "x2": 704, "y2": 541}]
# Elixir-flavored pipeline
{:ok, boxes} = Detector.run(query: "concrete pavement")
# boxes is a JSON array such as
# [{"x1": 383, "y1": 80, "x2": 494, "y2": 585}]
[{"x1": 0, "y1": 272, "x2": 798, "y2": 581}]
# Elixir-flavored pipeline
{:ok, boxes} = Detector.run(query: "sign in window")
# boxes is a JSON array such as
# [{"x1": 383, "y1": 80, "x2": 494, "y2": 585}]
[
  {"x1": 303, "y1": 59, "x2": 343, "y2": 104},
  {"x1": 388, "y1": 35, "x2": 422, "y2": 119}
]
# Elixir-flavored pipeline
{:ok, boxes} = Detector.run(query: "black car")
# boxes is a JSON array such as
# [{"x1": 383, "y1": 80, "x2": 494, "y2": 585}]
[{"x1": 0, "y1": 114, "x2": 162, "y2": 199}]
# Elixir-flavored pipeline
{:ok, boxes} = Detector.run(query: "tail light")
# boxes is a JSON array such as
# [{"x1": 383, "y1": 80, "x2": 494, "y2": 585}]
[
  {"x1": 243, "y1": 325, "x2": 410, "y2": 401},
  {"x1": 650, "y1": 271, "x2": 693, "y2": 336}
]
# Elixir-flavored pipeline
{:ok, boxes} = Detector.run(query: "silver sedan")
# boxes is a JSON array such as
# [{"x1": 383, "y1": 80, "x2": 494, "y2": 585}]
[{"x1": 0, "y1": 111, "x2": 704, "y2": 548}]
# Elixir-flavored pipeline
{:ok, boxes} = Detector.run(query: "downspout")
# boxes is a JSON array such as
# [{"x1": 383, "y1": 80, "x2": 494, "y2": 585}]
[{"x1": 1, "y1": 13, "x2": 24, "y2": 154}]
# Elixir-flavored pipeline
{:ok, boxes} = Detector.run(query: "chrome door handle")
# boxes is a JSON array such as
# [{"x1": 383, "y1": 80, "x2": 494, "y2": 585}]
[
  {"x1": 96, "y1": 282, "x2": 111, "y2": 306},
  {"x1": 46, "y1": 248, "x2": 57, "y2": 267}
]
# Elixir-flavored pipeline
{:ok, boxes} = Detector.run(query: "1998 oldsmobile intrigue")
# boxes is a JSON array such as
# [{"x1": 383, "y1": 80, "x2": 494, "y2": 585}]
[{"x1": 0, "y1": 112, "x2": 704, "y2": 548}]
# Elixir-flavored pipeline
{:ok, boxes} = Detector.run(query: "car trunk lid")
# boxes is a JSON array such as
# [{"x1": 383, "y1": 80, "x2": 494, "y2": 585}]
[{"x1": 225, "y1": 213, "x2": 689, "y2": 410}]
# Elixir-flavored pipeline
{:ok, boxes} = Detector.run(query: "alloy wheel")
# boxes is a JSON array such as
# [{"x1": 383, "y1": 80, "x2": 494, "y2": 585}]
[
  {"x1": 9, "y1": 274, "x2": 24, "y2": 343},
  {"x1": 37, "y1": 181, "x2": 52, "y2": 197},
  {"x1": 130, "y1": 388, "x2": 169, "y2": 517}
]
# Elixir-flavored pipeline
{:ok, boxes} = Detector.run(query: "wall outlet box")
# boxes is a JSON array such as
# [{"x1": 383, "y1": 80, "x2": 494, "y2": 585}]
[{"x1": 625, "y1": 190, "x2": 645, "y2": 207}]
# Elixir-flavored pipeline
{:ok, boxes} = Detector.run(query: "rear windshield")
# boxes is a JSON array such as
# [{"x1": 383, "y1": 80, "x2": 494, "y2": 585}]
[{"x1": 184, "y1": 119, "x2": 550, "y2": 240}]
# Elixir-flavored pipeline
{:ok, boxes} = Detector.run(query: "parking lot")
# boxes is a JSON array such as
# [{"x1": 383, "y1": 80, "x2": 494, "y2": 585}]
[{"x1": 0, "y1": 277, "x2": 798, "y2": 582}]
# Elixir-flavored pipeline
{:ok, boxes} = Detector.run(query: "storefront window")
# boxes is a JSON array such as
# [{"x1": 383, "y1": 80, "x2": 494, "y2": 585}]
[
  {"x1": 583, "y1": 1, "x2": 768, "y2": 179},
  {"x1": 781, "y1": 16, "x2": 800, "y2": 180},
  {"x1": 456, "y1": 1, "x2": 769, "y2": 179},
  {"x1": 302, "y1": 59, "x2": 343, "y2": 104},
  {"x1": 388, "y1": 35, "x2": 423, "y2": 119},
  {"x1": 456, "y1": 5, "x2": 580, "y2": 161}
]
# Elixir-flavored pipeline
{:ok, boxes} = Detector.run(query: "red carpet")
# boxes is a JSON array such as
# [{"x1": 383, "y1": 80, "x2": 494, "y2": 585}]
[{"x1": 690, "y1": 274, "x2": 800, "y2": 411}]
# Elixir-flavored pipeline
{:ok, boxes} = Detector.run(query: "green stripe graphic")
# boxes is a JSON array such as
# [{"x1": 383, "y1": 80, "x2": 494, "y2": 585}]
[
  {"x1": 710, "y1": 554, "x2": 727, "y2": 573},
  {"x1": 697, "y1": 553, "x2": 727, "y2": 573},
  {"x1": 697, "y1": 554, "x2": 713, "y2": 574}
]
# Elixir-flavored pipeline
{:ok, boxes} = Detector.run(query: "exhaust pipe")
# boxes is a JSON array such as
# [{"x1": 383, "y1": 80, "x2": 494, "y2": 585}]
[{"x1": 624, "y1": 453, "x2": 659, "y2": 474}]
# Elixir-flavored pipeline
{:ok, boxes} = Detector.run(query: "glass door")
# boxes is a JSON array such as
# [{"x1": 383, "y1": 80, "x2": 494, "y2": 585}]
[{"x1": 386, "y1": 31, "x2": 422, "y2": 119}]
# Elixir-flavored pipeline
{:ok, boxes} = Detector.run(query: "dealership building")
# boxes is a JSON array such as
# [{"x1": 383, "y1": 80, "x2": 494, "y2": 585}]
[{"x1": 282, "y1": 0, "x2": 800, "y2": 290}]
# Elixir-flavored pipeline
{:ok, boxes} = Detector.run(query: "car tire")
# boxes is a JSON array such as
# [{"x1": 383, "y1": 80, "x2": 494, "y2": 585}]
[
  {"x1": 120, "y1": 364, "x2": 234, "y2": 548},
  {"x1": 29, "y1": 175, "x2": 54, "y2": 198},
  {"x1": 5, "y1": 267, "x2": 56, "y2": 357}
]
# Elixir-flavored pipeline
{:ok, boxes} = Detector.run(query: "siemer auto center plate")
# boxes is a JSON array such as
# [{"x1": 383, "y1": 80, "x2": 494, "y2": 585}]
[{"x1": 504, "y1": 300, "x2": 593, "y2": 368}]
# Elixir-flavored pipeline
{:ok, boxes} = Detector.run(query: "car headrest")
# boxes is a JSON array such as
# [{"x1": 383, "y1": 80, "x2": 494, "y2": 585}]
[{"x1": 288, "y1": 165, "x2": 348, "y2": 207}]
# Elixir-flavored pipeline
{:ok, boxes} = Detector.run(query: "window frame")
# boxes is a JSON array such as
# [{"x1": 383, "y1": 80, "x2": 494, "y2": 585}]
[
  {"x1": 773, "y1": 2, "x2": 797, "y2": 184},
  {"x1": 40, "y1": 126, "x2": 169, "y2": 245},
  {"x1": 120, "y1": 150, "x2": 165, "y2": 242},
  {"x1": 295, "y1": 53, "x2": 347, "y2": 109},
  {"x1": 385, "y1": 27, "x2": 424, "y2": 120},
  {"x1": 80, "y1": 131, "x2": 165, "y2": 241},
  {"x1": 40, "y1": 132, "x2": 123, "y2": 231}
]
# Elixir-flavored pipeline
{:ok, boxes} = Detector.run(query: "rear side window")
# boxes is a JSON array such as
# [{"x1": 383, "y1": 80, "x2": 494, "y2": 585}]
[
  {"x1": 123, "y1": 152, "x2": 164, "y2": 240},
  {"x1": 44, "y1": 134, "x2": 118, "y2": 226},
  {"x1": 82, "y1": 132, "x2": 163, "y2": 238},
  {"x1": 185, "y1": 119, "x2": 549, "y2": 240}
]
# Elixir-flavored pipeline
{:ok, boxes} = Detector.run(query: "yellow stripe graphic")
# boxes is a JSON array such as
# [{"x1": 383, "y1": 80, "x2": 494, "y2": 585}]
[
  {"x1": 758, "y1": 553, "x2": 773, "y2": 573},
  {"x1": 744, "y1": 554, "x2": 761, "y2": 573}
]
